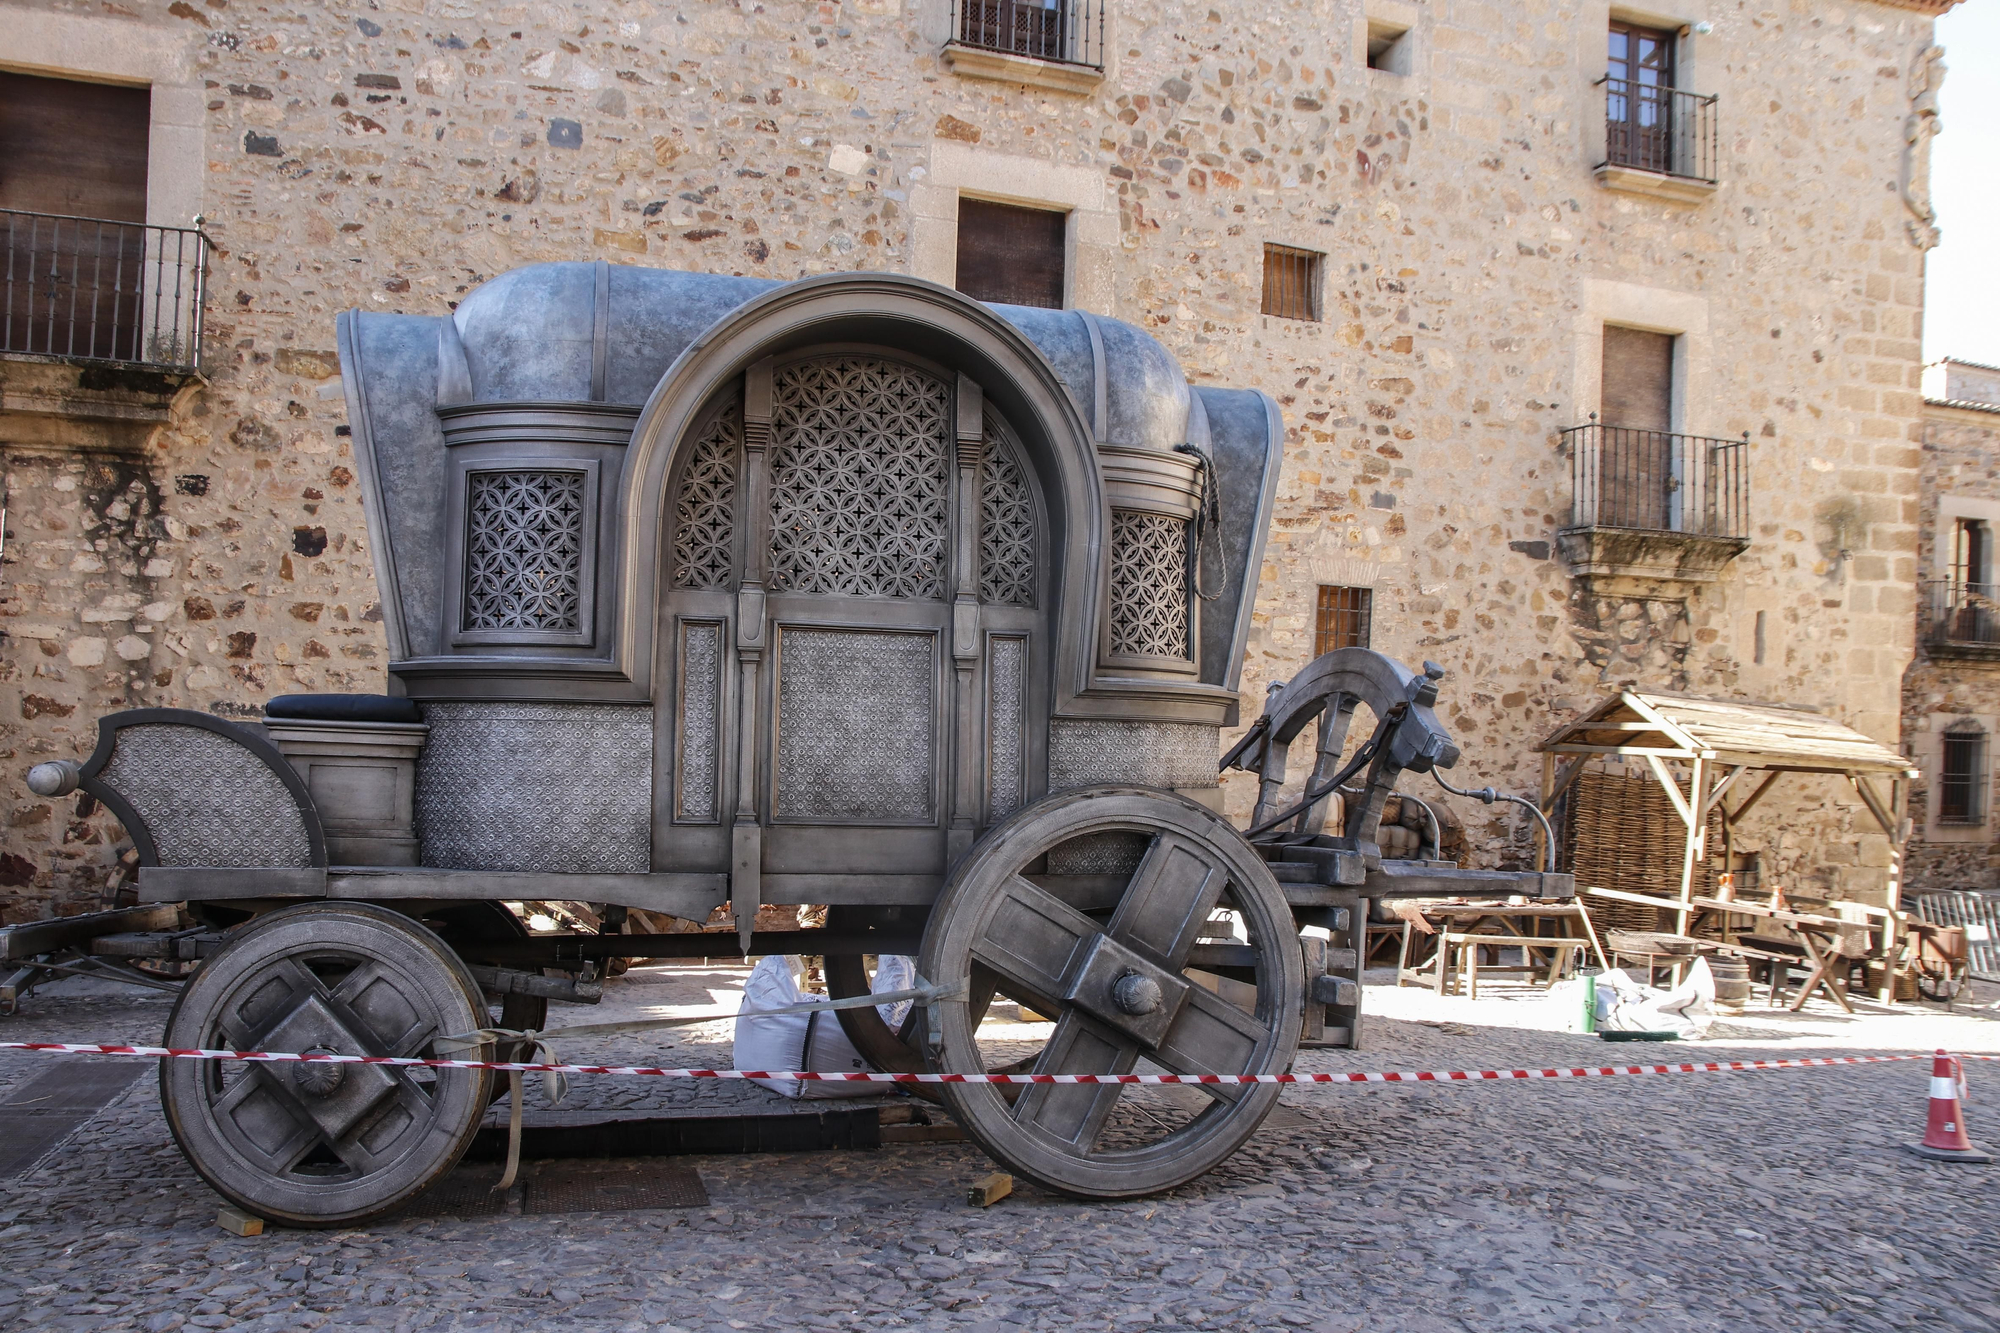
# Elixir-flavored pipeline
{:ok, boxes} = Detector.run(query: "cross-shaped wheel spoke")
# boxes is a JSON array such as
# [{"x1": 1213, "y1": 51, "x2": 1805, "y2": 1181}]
[
  {"x1": 965, "y1": 831, "x2": 1264, "y2": 1151},
  {"x1": 922, "y1": 787, "x2": 1303, "y2": 1198}
]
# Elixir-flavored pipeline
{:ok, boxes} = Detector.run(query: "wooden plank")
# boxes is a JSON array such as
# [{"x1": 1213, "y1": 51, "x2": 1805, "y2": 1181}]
[{"x1": 0, "y1": 903, "x2": 181, "y2": 961}]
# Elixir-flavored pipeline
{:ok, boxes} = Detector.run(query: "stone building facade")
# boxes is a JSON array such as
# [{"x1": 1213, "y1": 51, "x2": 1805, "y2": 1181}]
[
  {"x1": 0, "y1": 0, "x2": 1958, "y2": 918},
  {"x1": 1904, "y1": 357, "x2": 2000, "y2": 891}
]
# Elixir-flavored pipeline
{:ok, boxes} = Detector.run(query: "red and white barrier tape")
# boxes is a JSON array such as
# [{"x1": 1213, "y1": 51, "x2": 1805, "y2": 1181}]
[{"x1": 2, "y1": 1040, "x2": 1988, "y2": 1085}]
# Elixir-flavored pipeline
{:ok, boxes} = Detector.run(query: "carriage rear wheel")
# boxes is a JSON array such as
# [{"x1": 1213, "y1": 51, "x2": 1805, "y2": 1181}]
[
  {"x1": 160, "y1": 902, "x2": 494, "y2": 1227},
  {"x1": 918, "y1": 786, "x2": 1303, "y2": 1199}
]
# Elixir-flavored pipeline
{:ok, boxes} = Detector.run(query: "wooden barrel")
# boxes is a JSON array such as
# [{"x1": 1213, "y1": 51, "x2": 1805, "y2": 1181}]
[{"x1": 1708, "y1": 955, "x2": 1752, "y2": 1010}]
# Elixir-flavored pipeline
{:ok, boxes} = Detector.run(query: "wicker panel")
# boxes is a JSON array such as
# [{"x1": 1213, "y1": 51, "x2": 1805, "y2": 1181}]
[
  {"x1": 463, "y1": 470, "x2": 586, "y2": 631},
  {"x1": 988, "y1": 636, "x2": 1026, "y2": 821},
  {"x1": 979, "y1": 433, "x2": 1036, "y2": 607},
  {"x1": 676, "y1": 622, "x2": 722, "y2": 823},
  {"x1": 1108, "y1": 509, "x2": 1191, "y2": 659},
  {"x1": 1563, "y1": 767, "x2": 1723, "y2": 933},
  {"x1": 1048, "y1": 720, "x2": 1217, "y2": 791},
  {"x1": 775, "y1": 629, "x2": 937, "y2": 822},
  {"x1": 417, "y1": 703, "x2": 652, "y2": 871},
  {"x1": 671, "y1": 407, "x2": 739, "y2": 591},
  {"x1": 769, "y1": 357, "x2": 951, "y2": 600},
  {"x1": 97, "y1": 723, "x2": 313, "y2": 867}
]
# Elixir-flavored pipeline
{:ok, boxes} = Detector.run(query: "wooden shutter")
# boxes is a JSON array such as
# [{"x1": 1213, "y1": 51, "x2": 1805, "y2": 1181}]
[
  {"x1": 1600, "y1": 326, "x2": 1673, "y2": 430},
  {"x1": 0, "y1": 72, "x2": 150, "y2": 221},
  {"x1": 954, "y1": 199, "x2": 1066, "y2": 310}
]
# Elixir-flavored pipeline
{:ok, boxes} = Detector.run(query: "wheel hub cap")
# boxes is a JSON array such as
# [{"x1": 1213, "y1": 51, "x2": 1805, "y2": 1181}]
[{"x1": 259, "y1": 995, "x2": 398, "y2": 1139}]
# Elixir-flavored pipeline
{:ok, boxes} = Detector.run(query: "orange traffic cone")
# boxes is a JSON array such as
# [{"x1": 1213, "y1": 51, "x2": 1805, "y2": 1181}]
[{"x1": 1905, "y1": 1049, "x2": 1993, "y2": 1164}]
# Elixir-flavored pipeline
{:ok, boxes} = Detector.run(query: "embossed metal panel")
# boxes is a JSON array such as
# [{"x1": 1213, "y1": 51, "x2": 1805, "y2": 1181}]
[
  {"x1": 416, "y1": 703, "x2": 652, "y2": 871},
  {"x1": 1107, "y1": 509, "x2": 1191, "y2": 660},
  {"x1": 1048, "y1": 719, "x2": 1217, "y2": 791},
  {"x1": 775, "y1": 628, "x2": 937, "y2": 823},
  {"x1": 97, "y1": 724, "x2": 314, "y2": 867},
  {"x1": 979, "y1": 433, "x2": 1036, "y2": 608},
  {"x1": 671, "y1": 406, "x2": 739, "y2": 591},
  {"x1": 676, "y1": 621, "x2": 722, "y2": 823},
  {"x1": 462, "y1": 470, "x2": 587, "y2": 632},
  {"x1": 768, "y1": 357, "x2": 952, "y2": 600},
  {"x1": 987, "y1": 636, "x2": 1026, "y2": 821}
]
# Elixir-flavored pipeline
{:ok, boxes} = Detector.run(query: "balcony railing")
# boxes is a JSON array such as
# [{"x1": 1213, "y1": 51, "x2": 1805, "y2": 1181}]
[
  {"x1": 1598, "y1": 77, "x2": 1718, "y2": 183},
  {"x1": 2, "y1": 209, "x2": 209, "y2": 374},
  {"x1": 1564, "y1": 423, "x2": 1750, "y2": 539},
  {"x1": 950, "y1": 0, "x2": 1103, "y2": 69},
  {"x1": 1924, "y1": 580, "x2": 2000, "y2": 652}
]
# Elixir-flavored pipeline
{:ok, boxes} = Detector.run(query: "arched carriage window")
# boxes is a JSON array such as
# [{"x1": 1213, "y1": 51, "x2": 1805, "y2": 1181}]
[
  {"x1": 978, "y1": 425, "x2": 1035, "y2": 608},
  {"x1": 671, "y1": 406, "x2": 739, "y2": 592},
  {"x1": 768, "y1": 357, "x2": 953, "y2": 599},
  {"x1": 666, "y1": 357, "x2": 1038, "y2": 605}
]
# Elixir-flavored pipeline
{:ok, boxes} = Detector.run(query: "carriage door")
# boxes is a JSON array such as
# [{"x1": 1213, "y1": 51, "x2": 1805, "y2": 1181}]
[{"x1": 661, "y1": 352, "x2": 1042, "y2": 909}]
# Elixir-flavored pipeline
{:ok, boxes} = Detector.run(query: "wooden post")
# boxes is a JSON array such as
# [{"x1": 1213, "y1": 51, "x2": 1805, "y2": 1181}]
[
  {"x1": 1675, "y1": 756, "x2": 1707, "y2": 938},
  {"x1": 1539, "y1": 752, "x2": 1555, "y2": 877}
]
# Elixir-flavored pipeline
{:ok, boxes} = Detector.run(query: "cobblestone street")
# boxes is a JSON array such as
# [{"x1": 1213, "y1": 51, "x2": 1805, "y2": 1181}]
[{"x1": 2, "y1": 965, "x2": 1997, "y2": 1333}]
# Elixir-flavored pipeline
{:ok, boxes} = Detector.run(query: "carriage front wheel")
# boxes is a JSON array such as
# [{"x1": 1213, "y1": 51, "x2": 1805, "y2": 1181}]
[
  {"x1": 160, "y1": 902, "x2": 494, "y2": 1227},
  {"x1": 918, "y1": 786, "x2": 1303, "y2": 1198}
]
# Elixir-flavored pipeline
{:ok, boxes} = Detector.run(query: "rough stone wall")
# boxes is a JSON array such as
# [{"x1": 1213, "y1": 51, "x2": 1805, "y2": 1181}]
[
  {"x1": 1902, "y1": 402, "x2": 2000, "y2": 895},
  {"x1": 0, "y1": 0, "x2": 1939, "y2": 917}
]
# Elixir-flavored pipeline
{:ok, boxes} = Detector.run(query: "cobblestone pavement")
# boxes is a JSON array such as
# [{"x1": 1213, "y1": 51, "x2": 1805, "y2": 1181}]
[{"x1": 2, "y1": 962, "x2": 1997, "y2": 1333}]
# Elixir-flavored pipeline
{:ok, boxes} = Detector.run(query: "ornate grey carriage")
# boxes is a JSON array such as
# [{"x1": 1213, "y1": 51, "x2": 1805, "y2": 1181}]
[{"x1": 18, "y1": 264, "x2": 1568, "y2": 1223}]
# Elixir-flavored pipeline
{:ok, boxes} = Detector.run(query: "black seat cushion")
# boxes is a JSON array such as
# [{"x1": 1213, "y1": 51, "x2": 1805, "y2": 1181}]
[{"x1": 264, "y1": 694, "x2": 423, "y2": 724}]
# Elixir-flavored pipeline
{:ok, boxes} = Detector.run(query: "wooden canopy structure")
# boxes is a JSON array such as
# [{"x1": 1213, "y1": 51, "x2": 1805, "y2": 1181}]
[{"x1": 1537, "y1": 692, "x2": 1918, "y2": 999}]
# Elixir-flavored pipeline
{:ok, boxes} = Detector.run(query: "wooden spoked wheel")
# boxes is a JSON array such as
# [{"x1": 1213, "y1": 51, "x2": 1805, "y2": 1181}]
[
  {"x1": 919, "y1": 786, "x2": 1302, "y2": 1199},
  {"x1": 160, "y1": 903, "x2": 494, "y2": 1227}
]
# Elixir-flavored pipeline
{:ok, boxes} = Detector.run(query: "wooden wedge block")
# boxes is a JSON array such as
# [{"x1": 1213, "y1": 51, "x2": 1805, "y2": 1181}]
[
  {"x1": 217, "y1": 1205, "x2": 265, "y2": 1237},
  {"x1": 966, "y1": 1172, "x2": 1012, "y2": 1207}
]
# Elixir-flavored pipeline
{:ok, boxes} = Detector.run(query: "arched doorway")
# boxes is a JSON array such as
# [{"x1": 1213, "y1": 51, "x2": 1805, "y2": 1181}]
[{"x1": 657, "y1": 347, "x2": 1047, "y2": 903}]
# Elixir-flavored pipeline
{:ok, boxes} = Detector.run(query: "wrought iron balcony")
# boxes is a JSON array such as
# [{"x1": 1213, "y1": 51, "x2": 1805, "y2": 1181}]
[
  {"x1": 1598, "y1": 77, "x2": 1718, "y2": 184},
  {"x1": 1557, "y1": 423, "x2": 1750, "y2": 586},
  {"x1": 949, "y1": 0, "x2": 1103, "y2": 69},
  {"x1": 2, "y1": 209, "x2": 209, "y2": 374},
  {"x1": 1924, "y1": 580, "x2": 2000, "y2": 659}
]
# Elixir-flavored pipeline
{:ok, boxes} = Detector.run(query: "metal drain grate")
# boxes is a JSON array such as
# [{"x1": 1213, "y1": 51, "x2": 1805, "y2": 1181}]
[
  {"x1": 0, "y1": 1059, "x2": 146, "y2": 1179},
  {"x1": 398, "y1": 1164, "x2": 512, "y2": 1219},
  {"x1": 525, "y1": 1159, "x2": 709, "y2": 1214}
]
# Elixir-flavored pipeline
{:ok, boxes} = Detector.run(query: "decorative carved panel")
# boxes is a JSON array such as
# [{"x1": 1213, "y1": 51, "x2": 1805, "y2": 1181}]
[
  {"x1": 768, "y1": 357, "x2": 952, "y2": 599},
  {"x1": 987, "y1": 635, "x2": 1026, "y2": 820},
  {"x1": 775, "y1": 628, "x2": 937, "y2": 822},
  {"x1": 416, "y1": 703, "x2": 652, "y2": 872},
  {"x1": 676, "y1": 621, "x2": 722, "y2": 823},
  {"x1": 98, "y1": 724, "x2": 313, "y2": 867},
  {"x1": 1107, "y1": 509, "x2": 1191, "y2": 659},
  {"x1": 462, "y1": 470, "x2": 586, "y2": 632},
  {"x1": 979, "y1": 432, "x2": 1036, "y2": 607},
  {"x1": 671, "y1": 406, "x2": 740, "y2": 591},
  {"x1": 1048, "y1": 719, "x2": 1217, "y2": 791}
]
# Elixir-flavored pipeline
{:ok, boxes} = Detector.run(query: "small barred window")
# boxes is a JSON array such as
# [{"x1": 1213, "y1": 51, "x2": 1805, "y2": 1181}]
[{"x1": 463, "y1": 470, "x2": 586, "y2": 632}]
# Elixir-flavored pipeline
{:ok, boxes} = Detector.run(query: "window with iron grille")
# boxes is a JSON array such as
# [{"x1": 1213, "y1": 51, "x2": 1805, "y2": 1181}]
[
  {"x1": 1939, "y1": 731, "x2": 1988, "y2": 826},
  {"x1": 1261, "y1": 244, "x2": 1322, "y2": 321},
  {"x1": 1314, "y1": 585, "x2": 1372, "y2": 655}
]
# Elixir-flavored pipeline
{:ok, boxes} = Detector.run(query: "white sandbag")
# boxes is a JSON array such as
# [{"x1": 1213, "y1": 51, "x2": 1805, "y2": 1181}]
[
  {"x1": 732, "y1": 955, "x2": 916, "y2": 1099},
  {"x1": 1592, "y1": 962, "x2": 1715, "y2": 1038}
]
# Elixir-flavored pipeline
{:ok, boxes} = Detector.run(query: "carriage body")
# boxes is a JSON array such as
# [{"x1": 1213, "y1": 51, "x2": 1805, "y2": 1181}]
[{"x1": 16, "y1": 264, "x2": 1569, "y2": 1220}]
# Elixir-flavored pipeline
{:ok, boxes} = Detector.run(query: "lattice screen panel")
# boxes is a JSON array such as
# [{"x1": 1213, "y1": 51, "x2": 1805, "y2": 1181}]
[
  {"x1": 769, "y1": 357, "x2": 951, "y2": 600},
  {"x1": 463, "y1": 470, "x2": 586, "y2": 632},
  {"x1": 671, "y1": 407, "x2": 740, "y2": 591},
  {"x1": 1107, "y1": 509, "x2": 1191, "y2": 660}
]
